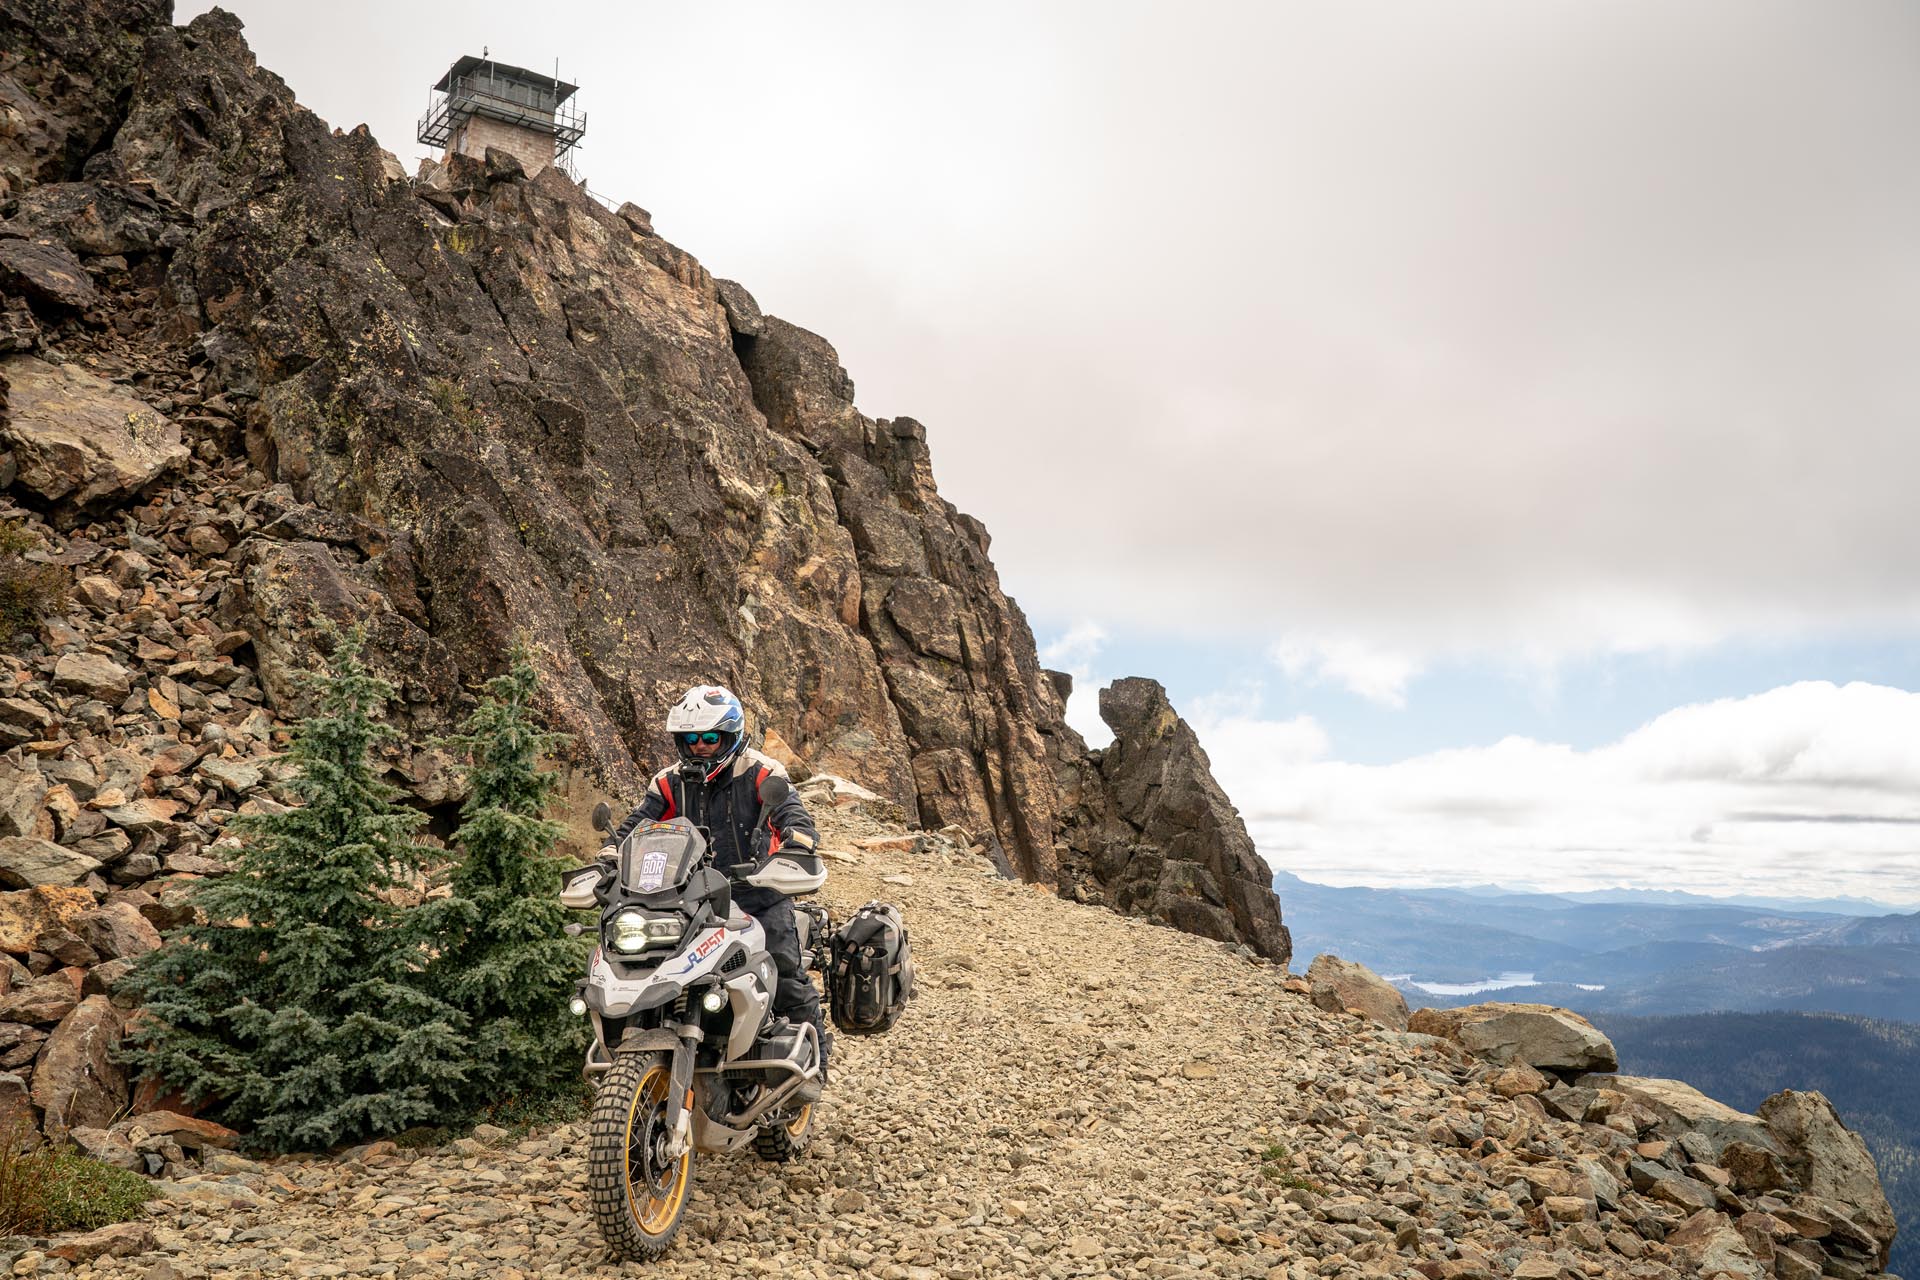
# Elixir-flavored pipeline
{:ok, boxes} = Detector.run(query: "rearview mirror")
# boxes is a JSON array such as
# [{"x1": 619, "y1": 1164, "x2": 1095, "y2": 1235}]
[
  {"x1": 591, "y1": 801, "x2": 612, "y2": 835},
  {"x1": 760, "y1": 774, "x2": 789, "y2": 809}
]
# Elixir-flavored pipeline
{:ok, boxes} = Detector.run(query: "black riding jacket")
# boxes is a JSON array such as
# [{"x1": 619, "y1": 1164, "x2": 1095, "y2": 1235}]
[{"x1": 611, "y1": 747, "x2": 819, "y2": 913}]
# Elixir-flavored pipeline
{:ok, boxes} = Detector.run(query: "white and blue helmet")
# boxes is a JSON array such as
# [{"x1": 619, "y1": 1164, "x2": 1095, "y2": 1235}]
[{"x1": 666, "y1": 684, "x2": 746, "y2": 772}]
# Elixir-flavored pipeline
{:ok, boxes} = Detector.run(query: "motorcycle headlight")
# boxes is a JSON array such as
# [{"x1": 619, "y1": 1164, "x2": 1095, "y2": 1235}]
[{"x1": 608, "y1": 910, "x2": 682, "y2": 954}]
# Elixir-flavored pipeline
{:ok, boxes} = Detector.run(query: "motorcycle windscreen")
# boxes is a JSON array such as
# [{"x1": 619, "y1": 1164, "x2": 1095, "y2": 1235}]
[{"x1": 619, "y1": 819, "x2": 704, "y2": 893}]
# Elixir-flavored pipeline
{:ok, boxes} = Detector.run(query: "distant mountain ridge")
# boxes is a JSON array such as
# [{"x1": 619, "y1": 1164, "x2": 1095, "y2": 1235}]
[
  {"x1": 1328, "y1": 876, "x2": 1911, "y2": 917},
  {"x1": 1555, "y1": 888, "x2": 1913, "y2": 915},
  {"x1": 1276, "y1": 871, "x2": 1920, "y2": 1020}
]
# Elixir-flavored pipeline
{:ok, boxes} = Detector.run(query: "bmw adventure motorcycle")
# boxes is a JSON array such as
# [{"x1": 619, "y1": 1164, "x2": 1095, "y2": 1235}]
[{"x1": 561, "y1": 774, "x2": 829, "y2": 1261}]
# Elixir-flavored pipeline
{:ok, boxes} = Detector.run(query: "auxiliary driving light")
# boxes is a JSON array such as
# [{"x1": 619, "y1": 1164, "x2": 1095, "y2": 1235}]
[
  {"x1": 701, "y1": 990, "x2": 727, "y2": 1012},
  {"x1": 568, "y1": 997, "x2": 588, "y2": 1016}
]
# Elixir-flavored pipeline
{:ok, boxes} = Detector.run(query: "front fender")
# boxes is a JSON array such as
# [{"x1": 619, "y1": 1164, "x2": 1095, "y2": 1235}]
[{"x1": 615, "y1": 1027, "x2": 685, "y2": 1054}]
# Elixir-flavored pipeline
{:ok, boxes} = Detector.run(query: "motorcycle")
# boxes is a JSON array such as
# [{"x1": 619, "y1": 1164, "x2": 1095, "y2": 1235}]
[{"x1": 561, "y1": 773, "x2": 829, "y2": 1261}]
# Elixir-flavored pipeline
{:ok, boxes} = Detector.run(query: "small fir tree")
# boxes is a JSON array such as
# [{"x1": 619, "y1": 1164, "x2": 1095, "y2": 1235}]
[
  {"x1": 122, "y1": 628, "x2": 471, "y2": 1152},
  {"x1": 422, "y1": 643, "x2": 586, "y2": 1105}
]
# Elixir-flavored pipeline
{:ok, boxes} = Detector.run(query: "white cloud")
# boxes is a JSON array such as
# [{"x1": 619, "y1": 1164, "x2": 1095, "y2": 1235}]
[
  {"x1": 1192, "y1": 711, "x2": 1332, "y2": 772},
  {"x1": 1271, "y1": 634, "x2": 1422, "y2": 708},
  {"x1": 1040, "y1": 621, "x2": 1107, "y2": 671},
  {"x1": 1226, "y1": 681, "x2": 1920, "y2": 905},
  {"x1": 1607, "y1": 682, "x2": 1920, "y2": 790}
]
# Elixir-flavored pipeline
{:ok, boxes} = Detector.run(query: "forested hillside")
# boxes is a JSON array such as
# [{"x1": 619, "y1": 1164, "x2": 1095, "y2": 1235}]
[{"x1": 1596, "y1": 1011, "x2": 1918, "y2": 1278}]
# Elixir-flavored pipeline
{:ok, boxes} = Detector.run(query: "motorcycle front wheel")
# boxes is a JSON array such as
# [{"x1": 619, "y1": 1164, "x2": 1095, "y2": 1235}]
[{"x1": 588, "y1": 1050, "x2": 693, "y2": 1260}]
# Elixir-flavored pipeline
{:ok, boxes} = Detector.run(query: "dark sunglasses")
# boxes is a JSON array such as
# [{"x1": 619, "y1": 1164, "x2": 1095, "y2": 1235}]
[{"x1": 681, "y1": 731, "x2": 725, "y2": 745}]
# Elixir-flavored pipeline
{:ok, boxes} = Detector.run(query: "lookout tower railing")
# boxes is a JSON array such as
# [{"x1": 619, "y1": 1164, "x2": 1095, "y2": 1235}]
[{"x1": 417, "y1": 55, "x2": 586, "y2": 162}]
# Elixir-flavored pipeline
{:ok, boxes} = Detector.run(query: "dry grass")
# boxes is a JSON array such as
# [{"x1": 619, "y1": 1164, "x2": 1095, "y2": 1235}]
[{"x1": 0, "y1": 517, "x2": 67, "y2": 645}]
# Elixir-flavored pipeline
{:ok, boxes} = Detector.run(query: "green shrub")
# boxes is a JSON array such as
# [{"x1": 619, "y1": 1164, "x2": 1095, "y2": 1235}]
[
  {"x1": 37, "y1": 1148, "x2": 155, "y2": 1231},
  {"x1": 0, "y1": 1127, "x2": 153, "y2": 1235}
]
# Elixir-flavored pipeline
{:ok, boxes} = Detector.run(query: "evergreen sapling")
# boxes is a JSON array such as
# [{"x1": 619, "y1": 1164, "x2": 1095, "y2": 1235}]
[
  {"x1": 122, "y1": 628, "x2": 470, "y2": 1152},
  {"x1": 423, "y1": 644, "x2": 587, "y2": 1107}
]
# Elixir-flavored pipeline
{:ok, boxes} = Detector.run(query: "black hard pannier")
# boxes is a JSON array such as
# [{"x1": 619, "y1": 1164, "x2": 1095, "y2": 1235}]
[{"x1": 824, "y1": 901, "x2": 914, "y2": 1035}]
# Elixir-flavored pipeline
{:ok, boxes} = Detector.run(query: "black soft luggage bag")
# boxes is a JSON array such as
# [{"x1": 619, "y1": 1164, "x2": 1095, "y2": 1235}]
[{"x1": 825, "y1": 901, "x2": 914, "y2": 1035}]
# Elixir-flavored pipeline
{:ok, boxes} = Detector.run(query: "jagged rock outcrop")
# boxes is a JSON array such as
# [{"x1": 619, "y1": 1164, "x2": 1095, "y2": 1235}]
[
  {"x1": 1050, "y1": 677, "x2": 1291, "y2": 963},
  {"x1": 1760, "y1": 1090, "x2": 1899, "y2": 1268},
  {"x1": 0, "y1": 0, "x2": 174, "y2": 195}
]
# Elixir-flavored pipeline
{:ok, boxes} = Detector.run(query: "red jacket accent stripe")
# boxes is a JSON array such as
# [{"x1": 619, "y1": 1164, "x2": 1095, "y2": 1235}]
[{"x1": 756, "y1": 766, "x2": 783, "y2": 851}]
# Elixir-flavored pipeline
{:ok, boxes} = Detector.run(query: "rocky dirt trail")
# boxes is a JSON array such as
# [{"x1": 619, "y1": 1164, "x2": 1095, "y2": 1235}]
[
  {"x1": 17, "y1": 800, "x2": 1869, "y2": 1280},
  {"x1": 17, "y1": 807, "x2": 1389, "y2": 1280}
]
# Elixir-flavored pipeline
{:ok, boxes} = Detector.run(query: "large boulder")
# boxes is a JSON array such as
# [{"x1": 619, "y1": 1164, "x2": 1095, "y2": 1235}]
[
  {"x1": 31, "y1": 994, "x2": 128, "y2": 1143},
  {"x1": 47, "y1": 1220, "x2": 156, "y2": 1264},
  {"x1": 1307, "y1": 954, "x2": 1410, "y2": 1030},
  {"x1": 75, "y1": 902, "x2": 163, "y2": 961},
  {"x1": 0, "y1": 972, "x2": 80, "y2": 1024},
  {"x1": 1409, "y1": 1002, "x2": 1617, "y2": 1074},
  {"x1": 120, "y1": 1109, "x2": 239, "y2": 1151},
  {"x1": 0, "y1": 238, "x2": 97, "y2": 310},
  {"x1": 0, "y1": 884, "x2": 95, "y2": 954},
  {"x1": 52, "y1": 652, "x2": 133, "y2": 700},
  {"x1": 0, "y1": 767, "x2": 49, "y2": 839},
  {"x1": 0, "y1": 355, "x2": 188, "y2": 513},
  {"x1": 714, "y1": 278, "x2": 764, "y2": 337},
  {"x1": 0, "y1": 835, "x2": 102, "y2": 888},
  {"x1": 1758, "y1": 1090, "x2": 1897, "y2": 1266}
]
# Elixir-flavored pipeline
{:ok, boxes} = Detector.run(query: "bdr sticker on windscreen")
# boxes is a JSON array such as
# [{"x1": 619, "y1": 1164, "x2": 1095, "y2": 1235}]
[{"x1": 637, "y1": 851, "x2": 669, "y2": 891}]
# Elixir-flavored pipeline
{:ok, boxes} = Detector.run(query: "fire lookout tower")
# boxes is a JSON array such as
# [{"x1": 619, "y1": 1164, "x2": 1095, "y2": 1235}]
[{"x1": 417, "y1": 55, "x2": 585, "y2": 178}]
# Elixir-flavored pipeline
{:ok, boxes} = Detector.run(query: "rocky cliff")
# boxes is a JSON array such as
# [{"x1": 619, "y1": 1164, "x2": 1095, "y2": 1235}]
[{"x1": 0, "y1": 2, "x2": 1289, "y2": 965}]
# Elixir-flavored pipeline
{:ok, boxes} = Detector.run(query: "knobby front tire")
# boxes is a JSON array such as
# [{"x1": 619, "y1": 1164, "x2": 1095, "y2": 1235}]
[{"x1": 588, "y1": 1050, "x2": 693, "y2": 1260}]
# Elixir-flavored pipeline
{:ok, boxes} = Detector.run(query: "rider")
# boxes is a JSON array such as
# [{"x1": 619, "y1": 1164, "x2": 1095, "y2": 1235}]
[{"x1": 608, "y1": 685, "x2": 832, "y2": 1081}]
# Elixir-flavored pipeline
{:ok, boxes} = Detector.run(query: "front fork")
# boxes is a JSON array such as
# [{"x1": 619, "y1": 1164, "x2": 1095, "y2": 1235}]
[{"x1": 662, "y1": 1036, "x2": 697, "y2": 1158}]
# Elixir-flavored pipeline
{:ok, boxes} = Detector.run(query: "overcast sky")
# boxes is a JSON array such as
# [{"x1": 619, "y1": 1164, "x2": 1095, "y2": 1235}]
[{"x1": 180, "y1": 0, "x2": 1920, "y2": 906}]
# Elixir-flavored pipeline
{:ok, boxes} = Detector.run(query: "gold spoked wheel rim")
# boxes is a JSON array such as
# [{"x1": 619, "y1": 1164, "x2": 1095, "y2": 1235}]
[
  {"x1": 623, "y1": 1065, "x2": 692, "y2": 1236},
  {"x1": 786, "y1": 1103, "x2": 814, "y2": 1138}
]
